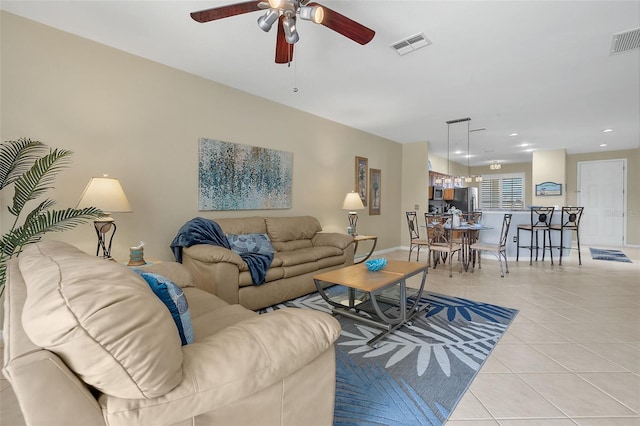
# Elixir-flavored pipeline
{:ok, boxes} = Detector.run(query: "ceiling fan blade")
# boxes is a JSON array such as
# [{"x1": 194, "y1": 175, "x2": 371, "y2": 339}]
[
  {"x1": 308, "y1": 2, "x2": 375, "y2": 45},
  {"x1": 191, "y1": 1, "x2": 263, "y2": 23},
  {"x1": 275, "y1": 15, "x2": 294, "y2": 64}
]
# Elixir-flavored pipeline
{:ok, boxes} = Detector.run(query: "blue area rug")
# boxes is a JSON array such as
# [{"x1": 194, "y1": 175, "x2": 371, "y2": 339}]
[
  {"x1": 261, "y1": 287, "x2": 518, "y2": 425},
  {"x1": 589, "y1": 247, "x2": 632, "y2": 263}
]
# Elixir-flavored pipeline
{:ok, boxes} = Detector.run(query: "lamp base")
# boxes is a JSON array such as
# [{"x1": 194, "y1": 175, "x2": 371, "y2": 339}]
[
  {"x1": 93, "y1": 217, "x2": 117, "y2": 259},
  {"x1": 347, "y1": 212, "x2": 359, "y2": 236}
]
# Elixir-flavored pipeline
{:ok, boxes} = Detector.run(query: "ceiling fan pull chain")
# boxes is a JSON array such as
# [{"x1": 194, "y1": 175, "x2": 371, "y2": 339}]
[{"x1": 292, "y1": 56, "x2": 298, "y2": 92}]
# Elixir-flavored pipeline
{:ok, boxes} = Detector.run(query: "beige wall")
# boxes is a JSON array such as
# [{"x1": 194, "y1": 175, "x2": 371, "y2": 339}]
[
  {"x1": 532, "y1": 149, "x2": 567, "y2": 206},
  {"x1": 401, "y1": 142, "x2": 429, "y2": 246},
  {"x1": 0, "y1": 12, "x2": 403, "y2": 261},
  {"x1": 429, "y1": 154, "x2": 469, "y2": 178}
]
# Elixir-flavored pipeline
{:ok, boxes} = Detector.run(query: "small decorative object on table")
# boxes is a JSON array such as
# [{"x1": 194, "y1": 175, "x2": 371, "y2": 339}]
[
  {"x1": 127, "y1": 241, "x2": 146, "y2": 266},
  {"x1": 448, "y1": 207, "x2": 463, "y2": 227},
  {"x1": 365, "y1": 257, "x2": 387, "y2": 271}
]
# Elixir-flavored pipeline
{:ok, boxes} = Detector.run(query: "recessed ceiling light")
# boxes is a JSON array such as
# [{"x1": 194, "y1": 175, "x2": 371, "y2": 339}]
[
  {"x1": 455, "y1": 150, "x2": 463, "y2": 155},
  {"x1": 600, "y1": 143, "x2": 608, "y2": 147},
  {"x1": 509, "y1": 133, "x2": 518, "y2": 137},
  {"x1": 520, "y1": 143, "x2": 529, "y2": 147},
  {"x1": 525, "y1": 148, "x2": 535, "y2": 152},
  {"x1": 602, "y1": 128, "x2": 614, "y2": 133}
]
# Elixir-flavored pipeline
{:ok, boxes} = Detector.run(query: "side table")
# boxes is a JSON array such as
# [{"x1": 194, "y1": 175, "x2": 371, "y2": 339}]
[{"x1": 353, "y1": 235, "x2": 377, "y2": 264}]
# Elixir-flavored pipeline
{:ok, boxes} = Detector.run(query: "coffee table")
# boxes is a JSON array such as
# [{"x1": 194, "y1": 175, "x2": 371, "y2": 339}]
[{"x1": 313, "y1": 260, "x2": 429, "y2": 347}]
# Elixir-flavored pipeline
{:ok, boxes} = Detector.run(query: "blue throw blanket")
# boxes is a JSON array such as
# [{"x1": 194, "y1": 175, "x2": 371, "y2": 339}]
[{"x1": 170, "y1": 217, "x2": 273, "y2": 285}]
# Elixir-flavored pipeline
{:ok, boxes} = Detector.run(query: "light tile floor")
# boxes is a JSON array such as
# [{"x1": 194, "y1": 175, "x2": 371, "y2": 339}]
[
  {"x1": 1, "y1": 245, "x2": 638, "y2": 425},
  {"x1": 395, "y1": 245, "x2": 639, "y2": 426}
]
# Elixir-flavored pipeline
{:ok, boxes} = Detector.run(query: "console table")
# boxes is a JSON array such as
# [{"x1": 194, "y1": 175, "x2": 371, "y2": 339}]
[{"x1": 352, "y1": 234, "x2": 377, "y2": 264}]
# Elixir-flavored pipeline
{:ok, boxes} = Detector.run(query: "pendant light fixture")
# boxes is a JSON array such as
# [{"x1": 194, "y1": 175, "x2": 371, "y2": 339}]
[{"x1": 446, "y1": 117, "x2": 471, "y2": 186}]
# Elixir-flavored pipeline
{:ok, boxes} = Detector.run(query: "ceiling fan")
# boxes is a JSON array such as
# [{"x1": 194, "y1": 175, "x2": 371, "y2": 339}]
[{"x1": 190, "y1": 0, "x2": 375, "y2": 64}]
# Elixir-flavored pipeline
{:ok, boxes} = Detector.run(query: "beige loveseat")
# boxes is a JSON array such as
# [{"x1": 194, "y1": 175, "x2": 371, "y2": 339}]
[
  {"x1": 3, "y1": 241, "x2": 340, "y2": 426},
  {"x1": 179, "y1": 216, "x2": 354, "y2": 310}
]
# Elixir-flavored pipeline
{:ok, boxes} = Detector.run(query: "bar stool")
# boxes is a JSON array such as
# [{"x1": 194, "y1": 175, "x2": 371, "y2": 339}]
[
  {"x1": 516, "y1": 206, "x2": 555, "y2": 265},
  {"x1": 550, "y1": 207, "x2": 584, "y2": 265}
]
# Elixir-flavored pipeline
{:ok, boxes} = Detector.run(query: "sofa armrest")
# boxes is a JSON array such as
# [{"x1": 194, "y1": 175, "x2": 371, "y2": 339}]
[
  {"x1": 100, "y1": 309, "x2": 341, "y2": 426},
  {"x1": 181, "y1": 245, "x2": 243, "y2": 304},
  {"x1": 182, "y1": 245, "x2": 245, "y2": 267},
  {"x1": 312, "y1": 232, "x2": 354, "y2": 250},
  {"x1": 4, "y1": 351, "x2": 105, "y2": 426}
]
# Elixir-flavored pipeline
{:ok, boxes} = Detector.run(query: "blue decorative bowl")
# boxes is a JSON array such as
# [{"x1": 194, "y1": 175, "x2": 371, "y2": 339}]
[{"x1": 365, "y1": 258, "x2": 387, "y2": 271}]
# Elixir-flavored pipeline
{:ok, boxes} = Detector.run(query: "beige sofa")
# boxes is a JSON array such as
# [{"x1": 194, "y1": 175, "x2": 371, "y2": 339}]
[
  {"x1": 3, "y1": 241, "x2": 340, "y2": 426},
  {"x1": 179, "y1": 216, "x2": 354, "y2": 310}
]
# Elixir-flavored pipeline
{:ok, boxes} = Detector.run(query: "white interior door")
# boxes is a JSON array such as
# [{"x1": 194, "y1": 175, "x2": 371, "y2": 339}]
[{"x1": 578, "y1": 159, "x2": 626, "y2": 246}]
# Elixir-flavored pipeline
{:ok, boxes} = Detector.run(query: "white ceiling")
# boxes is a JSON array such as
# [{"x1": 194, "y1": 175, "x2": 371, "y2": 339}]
[{"x1": 2, "y1": 0, "x2": 639, "y2": 167}]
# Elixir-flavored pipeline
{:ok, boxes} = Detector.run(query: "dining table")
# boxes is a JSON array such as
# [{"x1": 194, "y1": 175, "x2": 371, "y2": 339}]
[{"x1": 426, "y1": 221, "x2": 493, "y2": 272}]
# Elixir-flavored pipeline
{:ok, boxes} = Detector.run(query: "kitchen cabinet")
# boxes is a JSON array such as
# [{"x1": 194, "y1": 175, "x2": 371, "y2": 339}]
[{"x1": 444, "y1": 188, "x2": 455, "y2": 200}]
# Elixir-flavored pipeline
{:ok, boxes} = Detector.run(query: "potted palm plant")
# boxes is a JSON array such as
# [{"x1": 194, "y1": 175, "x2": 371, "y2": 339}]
[{"x1": 0, "y1": 138, "x2": 104, "y2": 296}]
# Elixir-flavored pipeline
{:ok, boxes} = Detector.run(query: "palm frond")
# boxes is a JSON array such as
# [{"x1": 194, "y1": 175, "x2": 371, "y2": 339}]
[
  {"x1": 23, "y1": 198, "x2": 57, "y2": 225},
  {"x1": 9, "y1": 149, "x2": 73, "y2": 217},
  {"x1": 0, "y1": 138, "x2": 47, "y2": 190},
  {"x1": 0, "y1": 207, "x2": 102, "y2": 259}
]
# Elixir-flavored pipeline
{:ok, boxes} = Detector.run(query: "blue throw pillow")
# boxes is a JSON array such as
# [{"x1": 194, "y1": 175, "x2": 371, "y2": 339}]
[
  {"x1": 226, "y1": 233, "x2": 275, "y2": 256},
  {"x1": 134, "y1": 270, "x2": 194, "y2": 345}
]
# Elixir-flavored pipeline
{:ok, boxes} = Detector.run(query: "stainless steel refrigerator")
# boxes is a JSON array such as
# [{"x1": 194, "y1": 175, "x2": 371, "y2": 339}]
[{"x1": 452, "y1": 187, "x2": 478, "y2": 212}]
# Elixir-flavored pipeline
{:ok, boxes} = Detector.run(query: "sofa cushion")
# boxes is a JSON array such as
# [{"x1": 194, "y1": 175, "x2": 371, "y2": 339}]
[
  {"x1": 216, "y1": 216, "x2": 267, "y2": 235},
  {"x1": 271, "y1": 239, "x2": 313, "y2": 253},
  {"x1": 276, "y1": 246, "x2": 344, "y2": 266},
  {"x1": 265, "y1": 216, "x2": 322, "y2": 242},
  {"x1": 134, "y1": 270, "x2": 195, "y2": 345},
  {"x1": 98, "y1": 309, "x2": 340, "y2": 426},
  {"x1": 19, "y1": 241, "x2": 183, "y2": 399}
]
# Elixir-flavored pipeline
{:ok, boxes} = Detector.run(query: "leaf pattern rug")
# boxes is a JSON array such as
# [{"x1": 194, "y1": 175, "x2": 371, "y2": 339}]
[{"x1": 260, "y1": 286, "x2": 518, "y2": 426}]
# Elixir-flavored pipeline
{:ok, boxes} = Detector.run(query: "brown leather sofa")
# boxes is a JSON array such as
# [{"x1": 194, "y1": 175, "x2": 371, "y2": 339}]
[
  {"x1": 180, "y1": 216, "x2": 354, "y2": 310},
  {"x1": 2, "y1": 241, "x2": 340, "y2": 426}
]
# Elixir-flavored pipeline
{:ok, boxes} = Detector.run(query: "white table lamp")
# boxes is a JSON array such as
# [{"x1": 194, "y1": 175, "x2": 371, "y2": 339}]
[
  {"x1": 342, "y1": 191, "x2": 365, "y2": 236},
  {"x1": 77, "y1": 175, "x2": 132, "y2": 259}
]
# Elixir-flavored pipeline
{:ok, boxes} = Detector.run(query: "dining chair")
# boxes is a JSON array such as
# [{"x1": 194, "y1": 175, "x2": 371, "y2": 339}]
[
  {"x1": 406, "y1": 211, "x2": 429, "y2": 261},
  {"x1": 463, "y1": 211, "x2": 483, "y2": 224},
  {"x1": 464, "y1": 211, "x2": 483, "y2": 266},
  {"x1": 470, "y1": 214, "x2": 512, "y2": 277},
  {"x1": 428, "y1": 223, "x2": 463, "y2": 277},
  {"x1": 516, "y1": 206, "x2": 555, "y2": 265},
  {"x1": 550, "y1": 206, "x2": 584, "y2": 265},
  {"x1": 425, "y1": 213, "x2": 458, "y2": 266}
]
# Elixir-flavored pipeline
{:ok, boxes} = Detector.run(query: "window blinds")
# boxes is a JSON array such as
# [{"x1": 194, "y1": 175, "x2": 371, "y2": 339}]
[{"x1": 480, "y1": 173, "x2": 525, "y2": 209}]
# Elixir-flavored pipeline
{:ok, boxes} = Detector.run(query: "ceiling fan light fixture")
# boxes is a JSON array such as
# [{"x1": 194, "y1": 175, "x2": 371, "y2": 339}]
[
  {"x1": 268, "y1": 0, "x2": 282, "y2": 9},
  {"x1": 283, "y1": 15, "x2": 299, "y2": 44},
  {"x1": 258, "y1": 9, "x2": 279, "y2": 32},
  {"x1": 299, "y1": 5, "x2": 324, "y2": 24}
]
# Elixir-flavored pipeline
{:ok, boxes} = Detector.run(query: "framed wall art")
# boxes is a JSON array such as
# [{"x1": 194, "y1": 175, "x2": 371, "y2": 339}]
[
  {"x1": 198, "y1": 138, "x2": 293, "y2": 210},
  {"x1": 355, "y1": 156, "x2": 368, "y2": 206},
  {"x1": 535, "y1": 181, "x2": 562, "y2": 196},
  {"x1": 369, "y1": 168, "x2": 381, "y2": 215}
]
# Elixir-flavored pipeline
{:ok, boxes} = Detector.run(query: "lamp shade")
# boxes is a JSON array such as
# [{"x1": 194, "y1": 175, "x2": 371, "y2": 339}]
[
  {"x1": 342, "y1": 192, "x2": 365, "y2": 211},
  {"x1": 77, "y1": 176, "x2": 132, "y2": 213}
]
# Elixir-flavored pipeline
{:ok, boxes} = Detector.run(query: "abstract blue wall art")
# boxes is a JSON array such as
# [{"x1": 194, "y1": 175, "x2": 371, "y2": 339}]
[{"x1": 198, "y1": 138, "x2": 293, "y2": 210}]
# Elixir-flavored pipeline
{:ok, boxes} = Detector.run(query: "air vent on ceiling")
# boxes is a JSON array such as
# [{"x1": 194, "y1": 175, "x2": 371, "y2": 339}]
[
  {"x1": 390, "y1": 33, "x2": 432, "y2": 56},
  {"x1": 610, "y1": 27, "x2": 640, "y2": 55}
]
